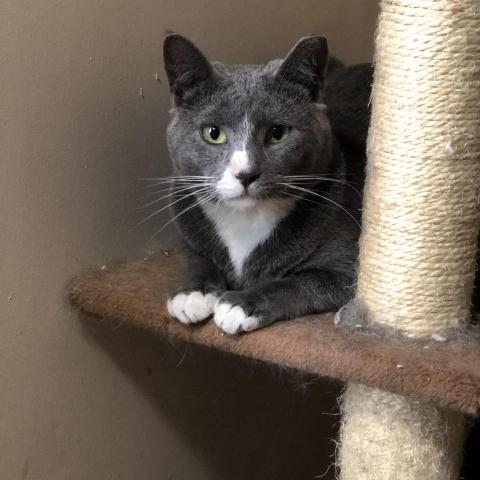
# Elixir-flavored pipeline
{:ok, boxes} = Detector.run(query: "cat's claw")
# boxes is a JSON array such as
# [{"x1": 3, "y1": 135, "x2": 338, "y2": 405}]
[
  {"x1": 167, "y1": 291, "x2": 216, "y2": 324},
  {"x1": 213, "y1": 301, "x2": 260, "y2": 335}
]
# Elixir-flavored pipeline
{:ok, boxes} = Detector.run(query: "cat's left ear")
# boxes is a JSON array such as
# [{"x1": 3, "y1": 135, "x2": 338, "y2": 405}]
[
  {"x1": 277, "y1": 35, "x2": 328, "y2": 99},
  {"x1": 163, "y1": 34, "x2": 213, "y2": 100}
]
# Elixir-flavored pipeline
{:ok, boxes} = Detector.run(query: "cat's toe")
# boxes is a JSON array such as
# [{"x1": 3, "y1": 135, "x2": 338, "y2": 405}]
[
  {"x1": 185, "y1": 291, "x2": 216, "y2": 322},
  {"x1": 167, "y1": 291, "x2": 216, "y2": 324},
  {"x1": 213, "y1": 302, "x2": 260, "y2": 335}
]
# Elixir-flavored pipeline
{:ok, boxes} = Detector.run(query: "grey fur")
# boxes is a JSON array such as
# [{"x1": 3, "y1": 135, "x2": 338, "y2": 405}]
[{"x1": 163, "y1": 33, "x2": 372, "y2": 332}]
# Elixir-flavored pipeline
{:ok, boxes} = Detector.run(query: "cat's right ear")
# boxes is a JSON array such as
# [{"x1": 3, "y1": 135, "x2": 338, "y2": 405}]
[
  {"x1": 276, "y1": 35, "x2": 328, "y2": 99},
  {"x1": 163, "y1": 34, "x2": 213, "y2": 101}
]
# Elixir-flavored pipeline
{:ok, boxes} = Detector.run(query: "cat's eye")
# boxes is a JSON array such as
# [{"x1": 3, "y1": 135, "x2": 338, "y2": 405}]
[
  {"x1": 267, "y1": 125, "x2": 290, "y2": 144},
  {"x1": 202, "y1": 126, "x2": 227, "y2": 144}
]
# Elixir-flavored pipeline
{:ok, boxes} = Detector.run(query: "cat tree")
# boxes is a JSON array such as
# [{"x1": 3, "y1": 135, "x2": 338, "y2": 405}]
[
  {"x1": 338, "y1": 0, "x2": 480, "y2": 478},
  {"x1": 69, "y1": 0, "x2": 480, "y2": 477}
]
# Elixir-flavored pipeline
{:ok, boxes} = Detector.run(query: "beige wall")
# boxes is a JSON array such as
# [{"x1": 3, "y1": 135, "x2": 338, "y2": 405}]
[{"x1": 1, "y1": 1, "x2": 377, "y2": 479}]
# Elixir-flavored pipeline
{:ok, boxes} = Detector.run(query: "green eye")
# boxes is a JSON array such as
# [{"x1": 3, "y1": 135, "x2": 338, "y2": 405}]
[
  {"x1": 267, "y1": 125, "x2": 290, "y2": 144},
  {"x1": 202, "y1": 126, "x2": 227, "y2": 144}
]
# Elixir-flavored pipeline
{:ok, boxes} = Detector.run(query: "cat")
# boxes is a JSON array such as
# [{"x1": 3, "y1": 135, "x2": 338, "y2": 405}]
[{"x1": 162, "y1": 33, "x2": 372, "y2": 334}]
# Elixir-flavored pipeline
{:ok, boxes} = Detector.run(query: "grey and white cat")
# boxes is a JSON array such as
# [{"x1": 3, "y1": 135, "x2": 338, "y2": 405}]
[{"x1": 162, "y1": 33, "x2": 372, "y2": 334}]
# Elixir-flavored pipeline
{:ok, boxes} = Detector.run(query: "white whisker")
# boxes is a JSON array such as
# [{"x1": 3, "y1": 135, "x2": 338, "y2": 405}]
[
  {"x1": 142, "y1": 186, "x2": 177, "y2": 196},
  {"x1": 139, "y1": 184, "x2": 211, "y2": 209},
  {"x1": 139, "y1": 175, "x2": 214, "y2": 182},
  {"x1": 139, "y1": 176, "x2": 214, "y2": 190},
  {"x1": 151, "y1": 193, "x2": 215, "y2": 240},
  {"x1": 141, "y1": 184, "x2": 202, "y2": 198},
  {"x1": 281, "y1": 175, "x2": 362, "y2": 197},
  {"x1": 281, "y1": 191, "x2": 310, "y2": 203},
  {"x1": 283, "y1": 174, "x2": 347, "y2": 178},
  {"x1": 137, "y1": 187, "x2": 211, "y2": 226},
  {"x1": 141, "y1": 180, "x2": 210, "y2": 189},
  {"x1": 279, "y1": 183, "x2": 361, "y2": 228}
]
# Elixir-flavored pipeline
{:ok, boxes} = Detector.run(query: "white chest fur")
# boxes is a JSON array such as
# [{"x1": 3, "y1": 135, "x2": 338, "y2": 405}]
[{"x1": 202, "y1": 199, "x2": 293, "y2": 276}]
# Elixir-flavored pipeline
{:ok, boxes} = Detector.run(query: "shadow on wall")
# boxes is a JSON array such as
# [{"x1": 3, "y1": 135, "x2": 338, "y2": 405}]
[
  {"x1": 80, "y1": 314, "x2": 341, "y2": 480},
  {"x1": 79, "y1": 309, "x2": 480, "y2": 480}
]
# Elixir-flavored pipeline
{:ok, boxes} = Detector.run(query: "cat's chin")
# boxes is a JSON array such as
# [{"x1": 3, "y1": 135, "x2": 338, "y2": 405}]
[{"x1": 222, "y1": 195, "x2": 259, "y2": 210}]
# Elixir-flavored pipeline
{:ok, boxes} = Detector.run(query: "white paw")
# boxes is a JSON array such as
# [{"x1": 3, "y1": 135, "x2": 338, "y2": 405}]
[
  {"x1": 167, "y1": 291, "x2": 216, "y2": 324},
  {"x1": 213, "y1": 302, "x2": 261, "y2": 335}
]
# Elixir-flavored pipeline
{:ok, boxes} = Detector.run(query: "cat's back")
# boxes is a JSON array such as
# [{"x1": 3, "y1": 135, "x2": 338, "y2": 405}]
[{"x1": 325, "y1": 62, "x2": 373, "y2": 153}]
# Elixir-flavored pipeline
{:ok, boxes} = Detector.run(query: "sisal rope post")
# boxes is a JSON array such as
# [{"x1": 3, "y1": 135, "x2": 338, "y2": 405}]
[{"x1": 338, "y1": 1, "x2": 480, "y2": 479}]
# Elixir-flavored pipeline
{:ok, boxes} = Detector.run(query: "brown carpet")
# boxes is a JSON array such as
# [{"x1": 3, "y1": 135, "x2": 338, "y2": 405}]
[{"x1": 68, "y1": 250, "x2": 480, "y2": 416}]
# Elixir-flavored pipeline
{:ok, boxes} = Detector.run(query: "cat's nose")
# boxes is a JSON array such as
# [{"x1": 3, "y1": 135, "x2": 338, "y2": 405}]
[{"x1": 235, "y1": 171, "x2": 260, "y2": 188}]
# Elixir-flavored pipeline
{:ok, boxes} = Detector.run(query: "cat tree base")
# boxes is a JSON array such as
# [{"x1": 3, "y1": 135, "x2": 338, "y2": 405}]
[{"x1": 68, "y1": 250, "x2": 480, "y2": 416}]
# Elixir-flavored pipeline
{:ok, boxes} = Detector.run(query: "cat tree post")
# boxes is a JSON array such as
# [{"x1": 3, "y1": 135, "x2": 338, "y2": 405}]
[{"x1": 338, "y1": 1, "x2": 480, "y2": 479}]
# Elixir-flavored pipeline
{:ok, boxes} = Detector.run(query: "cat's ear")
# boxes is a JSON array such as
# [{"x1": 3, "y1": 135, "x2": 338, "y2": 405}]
[
  {"x1": 163, "y1": 34, "x2": 213, "y2": 100},
  {"x1": 277, "y1": 35, "x2": 328, "y2": 99}
]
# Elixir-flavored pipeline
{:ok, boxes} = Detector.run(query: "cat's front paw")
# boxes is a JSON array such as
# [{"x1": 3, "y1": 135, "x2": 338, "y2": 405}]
[
  {"x1": 213, "y1": 300, "x2": 261, "y2": 335},
  {"x1": 167, "y1": 291, "x2": 217, "y2": 324}
]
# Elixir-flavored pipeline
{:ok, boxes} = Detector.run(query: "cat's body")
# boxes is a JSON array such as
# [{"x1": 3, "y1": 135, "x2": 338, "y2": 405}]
[{"x1": 163, "y1": 34, "x2": 372, "y2": 334}]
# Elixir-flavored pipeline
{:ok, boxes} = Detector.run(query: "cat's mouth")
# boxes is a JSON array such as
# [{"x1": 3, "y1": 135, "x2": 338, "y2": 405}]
[
  {"x1": 217, "y1": 185, "x2": 285, "y2": 210},
  {"x1": 222, "y1": 193, "x2": 258, "y2": 209}
]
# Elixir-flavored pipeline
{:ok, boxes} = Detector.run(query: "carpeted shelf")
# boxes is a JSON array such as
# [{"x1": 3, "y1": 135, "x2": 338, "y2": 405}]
[{"x1": 68, "y1": 250, "x2": 480, "y2": 416}]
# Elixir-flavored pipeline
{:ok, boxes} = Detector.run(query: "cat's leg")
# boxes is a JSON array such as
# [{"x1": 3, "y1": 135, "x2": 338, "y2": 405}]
[
  {"x1": 213, "y1": 271, "x2": 353, "y2": 334},
  {"x1": 167, "y1": 251, "x2": 226, "y2": 325}
]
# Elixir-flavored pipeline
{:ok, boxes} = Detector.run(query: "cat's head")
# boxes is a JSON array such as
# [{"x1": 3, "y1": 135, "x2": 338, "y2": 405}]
[{"x1": 163, "y1": 34, "x2": 333, "y2": 209}]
